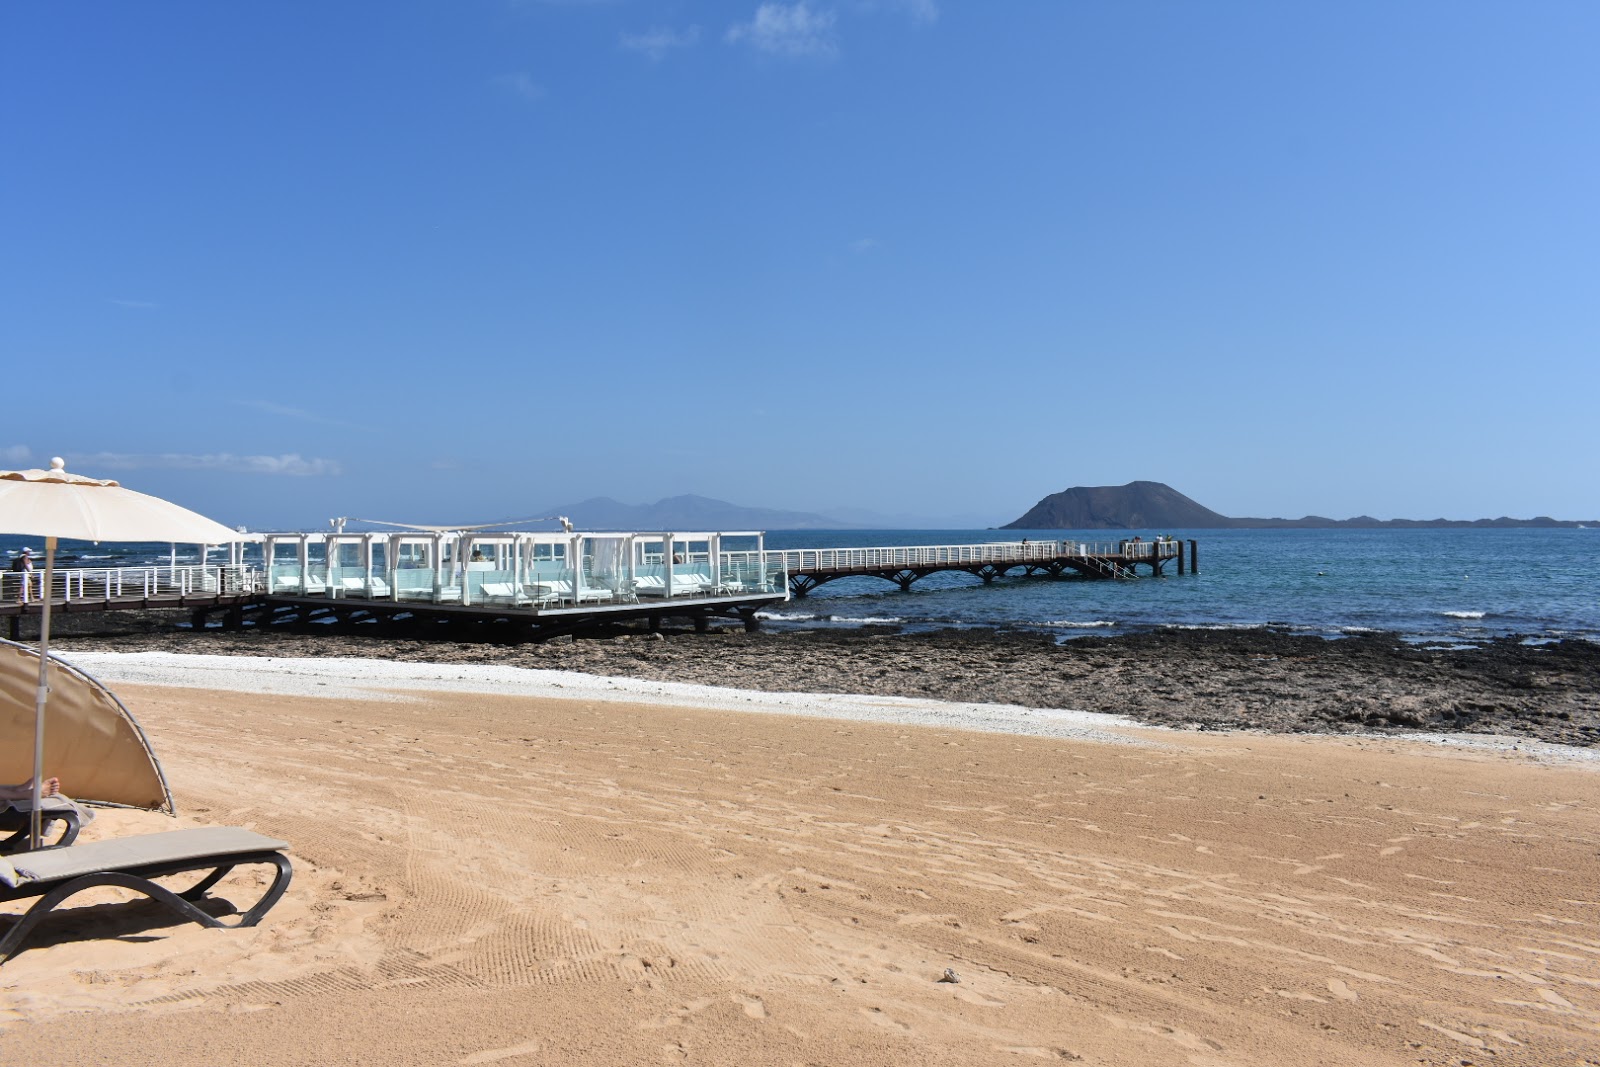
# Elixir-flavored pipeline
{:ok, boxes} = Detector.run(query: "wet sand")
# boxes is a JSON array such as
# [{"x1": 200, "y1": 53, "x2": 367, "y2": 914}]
[{"x1": 0, "y1": 654, "x2": 1598, "y2": 1065}]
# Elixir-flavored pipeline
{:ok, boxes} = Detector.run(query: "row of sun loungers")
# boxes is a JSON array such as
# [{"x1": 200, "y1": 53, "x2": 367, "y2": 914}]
[{"x1": 270, "y1": 571, "x2": 758, "y2": 604}]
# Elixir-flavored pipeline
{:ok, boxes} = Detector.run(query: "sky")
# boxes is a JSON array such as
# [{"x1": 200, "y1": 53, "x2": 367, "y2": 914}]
[{"x1": 3, "y1": 1, "x2": 1598, "y2": 529}]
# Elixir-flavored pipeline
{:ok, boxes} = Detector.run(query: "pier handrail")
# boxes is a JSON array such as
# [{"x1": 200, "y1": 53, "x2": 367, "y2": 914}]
[
  {"x1": 2, "y1": 564, "x2": 259, "y2": 605},
  {"x1": 765, "y1": 539, "x2": 1178, "y2": 573}
]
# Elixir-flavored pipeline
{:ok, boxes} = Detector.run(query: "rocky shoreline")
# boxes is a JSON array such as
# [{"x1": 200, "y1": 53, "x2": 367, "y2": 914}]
[{"x1": 29, "y1": 611, "x2": 1600, "y2": 747}]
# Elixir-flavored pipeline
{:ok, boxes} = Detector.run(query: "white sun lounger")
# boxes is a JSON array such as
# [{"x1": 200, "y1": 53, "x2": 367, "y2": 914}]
[{"x1": 0, "y1": 827, "x2": 293, "y2": 965}]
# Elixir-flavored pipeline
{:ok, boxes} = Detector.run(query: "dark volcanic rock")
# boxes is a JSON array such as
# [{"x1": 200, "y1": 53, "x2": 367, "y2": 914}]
[{"x1": 36, "y1": 611, "x2": 1600, "y2": 748}]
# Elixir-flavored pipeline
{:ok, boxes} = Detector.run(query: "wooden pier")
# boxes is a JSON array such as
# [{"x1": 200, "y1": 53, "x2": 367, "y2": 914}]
[
  {"x1": 773, "y1": 538, "x2": 1198, "y2": 598},
  {"x1": 2, "y1": 536, "x2": 1200, "y2": 639}
]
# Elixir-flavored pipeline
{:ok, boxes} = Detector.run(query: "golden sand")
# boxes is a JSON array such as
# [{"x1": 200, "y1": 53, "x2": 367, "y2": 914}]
[{"x1": 2, "y1": 678, "x2": 1598, "y2": 1065}]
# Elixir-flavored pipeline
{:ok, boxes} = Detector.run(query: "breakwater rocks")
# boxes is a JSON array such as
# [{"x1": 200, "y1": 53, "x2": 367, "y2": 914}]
[{"x1": 43, "y1": 617, "x2": 1600, "y2": 747}]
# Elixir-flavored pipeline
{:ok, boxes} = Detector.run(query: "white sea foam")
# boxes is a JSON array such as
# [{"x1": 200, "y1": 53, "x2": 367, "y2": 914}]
[
  {"x1": 1046, "y1": 620, "x2": 1116, "y2": 629},
  {"x1": 1171, "y1": 623, "x2": 1264, "y2": 631},
  {"x1": 828, "y1": 615, "x2": 903, "y2": 625},
  {"x1": 1442, "y1": 611, "x2": 1488, "y2": 619}
]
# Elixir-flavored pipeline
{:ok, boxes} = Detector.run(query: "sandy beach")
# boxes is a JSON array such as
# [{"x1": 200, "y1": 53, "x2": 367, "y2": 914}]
[{"x1": 1, "y1": 652, "x2": 1598, "y2": 1065}]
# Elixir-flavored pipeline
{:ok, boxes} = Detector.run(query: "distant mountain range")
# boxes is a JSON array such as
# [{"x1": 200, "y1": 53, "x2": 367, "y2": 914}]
[
  {"x1": 535, "y1": 495, "x2": 994, "y2": 531},
  {"x1": 540, "y1": 495, "x2": 839, "y2": 531},
  {"x1": 1002, "y1": 481, "x2": 1597, "y2": 530}
]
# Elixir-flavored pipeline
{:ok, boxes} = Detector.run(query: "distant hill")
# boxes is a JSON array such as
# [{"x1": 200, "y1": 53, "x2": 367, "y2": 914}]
[
  {"x1": 541, "y1": 494, "x2": 844, "y2": 531},
  {"x1": 1003, "y1": 482, "x2": 1597, "y2": 530},
  {"x1": 1004, "y1": 482, "x2": 1231, "y2": 530}
]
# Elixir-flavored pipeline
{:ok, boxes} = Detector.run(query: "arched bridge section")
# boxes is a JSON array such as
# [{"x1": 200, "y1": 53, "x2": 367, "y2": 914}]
[{"x1": 772, "y1": 539, "x2": 1198, "y2": 598}]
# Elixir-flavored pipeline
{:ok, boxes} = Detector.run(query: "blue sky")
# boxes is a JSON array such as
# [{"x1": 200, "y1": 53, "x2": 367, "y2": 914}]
[{"x1": 4, "y1": 1, "x2": 1597, "y2": 528}]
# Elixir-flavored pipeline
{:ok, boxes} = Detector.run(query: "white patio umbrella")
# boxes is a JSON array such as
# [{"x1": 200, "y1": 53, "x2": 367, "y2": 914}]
[{"x1": 0, "y1": 457, "x2": 247, "y2": 847}]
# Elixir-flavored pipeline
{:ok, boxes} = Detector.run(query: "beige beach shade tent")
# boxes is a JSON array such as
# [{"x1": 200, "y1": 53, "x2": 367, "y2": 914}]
[
  {"x1": 0, "y1": 639, "x2": 172, "y2": 811},
  {"x1": 0, "y1": 457, "x2": 246, "y2": 845}
]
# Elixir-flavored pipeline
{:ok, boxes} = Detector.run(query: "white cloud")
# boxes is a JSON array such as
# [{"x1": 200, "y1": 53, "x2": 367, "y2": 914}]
[
  {"x1": 1, "y1": 445, "x2": 30, "y2": 466},
  {"x1": 495, "y1": 72, "x2": 547, "y2": 103},
  {"x1": 850, "y1": 237, "x2": 881, "y2": 254},
  {"x1": 620, "y1": 25, "x2": 701, "y2": 61},
  {"x1": 726, "y1": 3, "x2": 838, "y2": 58},
  {"x1": 76, "y1": 452, "x2": 342, "y2": 477}
]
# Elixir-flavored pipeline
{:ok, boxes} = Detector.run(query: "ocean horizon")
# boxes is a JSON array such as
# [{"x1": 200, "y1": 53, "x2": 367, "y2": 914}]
[{"x1": 4, "y1": 526, "x2": 1595, "y2": 646}]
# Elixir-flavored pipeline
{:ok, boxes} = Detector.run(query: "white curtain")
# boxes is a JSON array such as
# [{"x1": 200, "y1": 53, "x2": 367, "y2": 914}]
[{"x1": 589, "y1": 537, "x2": 625, "y2": 581}]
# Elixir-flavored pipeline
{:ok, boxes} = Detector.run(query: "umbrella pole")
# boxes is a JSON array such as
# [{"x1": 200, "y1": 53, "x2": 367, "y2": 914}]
[{"x1": 30, "y1": 536, "x2": 57, "y2": 850}]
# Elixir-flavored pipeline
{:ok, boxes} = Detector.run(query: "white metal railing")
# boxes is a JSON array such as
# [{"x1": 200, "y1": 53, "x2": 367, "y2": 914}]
[
  {"x1": 2, "y1": 564, "x2": 258, "y2": 604},
  {"x1": 766, "y1": 539, "x2": 1181, "y2": 574}
]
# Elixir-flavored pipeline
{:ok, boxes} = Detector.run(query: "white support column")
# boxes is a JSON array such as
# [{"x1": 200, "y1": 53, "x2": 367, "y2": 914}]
[
  {"x1": 664, "y1": 534, "x2": 676, "y2": 597},
  {"x1": 710, "y1": 534, "x2": 722, "y2": 593},
  {"x1": 433, "y1": 535, "x2": 443, "y2": 599}
]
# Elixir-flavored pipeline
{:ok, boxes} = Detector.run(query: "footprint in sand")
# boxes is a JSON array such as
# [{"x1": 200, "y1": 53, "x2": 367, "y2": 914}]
[
  {"x1": 860, "y1": 1007, "x2": 912, "y2": 1032},
  {"x1": 1326, "y1": 978, "x2": 1359, "y2": 1002},
  {"x1": 459, "y1": 1040, "x2": 542, "y2": 1064}
]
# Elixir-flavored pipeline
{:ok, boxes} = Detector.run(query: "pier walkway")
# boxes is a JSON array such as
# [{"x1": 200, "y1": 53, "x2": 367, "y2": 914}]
[{"x1": 771, "y1": 538, "x2": 1198, "y2": 597}]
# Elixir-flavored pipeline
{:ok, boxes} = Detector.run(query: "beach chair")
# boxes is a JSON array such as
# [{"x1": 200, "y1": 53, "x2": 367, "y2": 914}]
[
  {"x1": 0, "y1": 826, "x2": 293, "y2": 965},
  {"x1": 0, "y1": 796, "x2": 90, "y2": 852},
  {"x1": 478, "y1": 582, "x2": 530, "y2": 605}
]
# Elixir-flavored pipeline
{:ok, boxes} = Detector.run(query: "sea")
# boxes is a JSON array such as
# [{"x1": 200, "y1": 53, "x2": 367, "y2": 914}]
[{"x1": 2, "y1": 527, "x2": 1596, "y2": 646}]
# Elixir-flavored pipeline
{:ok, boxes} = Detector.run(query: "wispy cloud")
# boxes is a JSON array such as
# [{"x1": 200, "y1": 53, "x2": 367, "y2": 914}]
[
  {"x1": 76, "y1": 452, "x2": 342, "y2": 477},
  {"x1": 620, "y1": 25, "x2": 701, "y2": 61},
  {"x1": 850, "y1": 237, "x2": 881, "y2": 254},
  {"x1": 110, "y1": 299, "x2": 158, "y2": 310},
  {"x1": 495, "y1": 72, "x2": 547, "y2": 104},
  {"x1": 726, "y1": 2, "x2": 838, "y2": 58},
  {"x1": 1, "y1": 445, "x2": 30, "y2": 466},
  {"x1": 238, "y1": 400, "x2": 371, "y2": 432}
]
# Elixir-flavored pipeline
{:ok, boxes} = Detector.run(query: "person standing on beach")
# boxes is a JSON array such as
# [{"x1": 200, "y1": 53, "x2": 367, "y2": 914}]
[{"x1": 10, "y1": 546, "x2": 33, "y2": 601}]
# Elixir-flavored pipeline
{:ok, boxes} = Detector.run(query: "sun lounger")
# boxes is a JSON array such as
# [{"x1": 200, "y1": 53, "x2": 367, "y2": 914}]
[
  {"x1": 635, "y1": 574, "x2": 711, "y2": 596},
  {"x1": 0, "y1": 795, "x2": 94, "y2": 852},
  {"x1": 478, "y1": 582, "x2": 534, "y2": 606},
  {"x1": 0, "y1": 826, "x2": 292, "y2": 965},
  {"x1": 540, "y1": 580, "x2": 613, "y2": 605}
]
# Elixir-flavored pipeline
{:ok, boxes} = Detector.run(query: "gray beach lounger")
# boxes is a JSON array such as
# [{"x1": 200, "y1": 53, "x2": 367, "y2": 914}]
[
  {"x1": 0, "y1": 826, "x2": 292, "y2": 964},
  {"x1": 0, "y1": 795, "x2": 95, "y2": 852}
]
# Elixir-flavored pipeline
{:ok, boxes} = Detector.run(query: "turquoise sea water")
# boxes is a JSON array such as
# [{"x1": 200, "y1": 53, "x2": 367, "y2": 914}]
[
  {"x1": 3, "y1": 528, "x2": 1596, "y2": 644},
  {"x1": 756, "y1": 528, "x2": 1600, "y2": 644}
]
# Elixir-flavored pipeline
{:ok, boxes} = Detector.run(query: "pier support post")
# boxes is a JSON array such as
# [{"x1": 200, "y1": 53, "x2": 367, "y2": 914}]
[
  {"x1": 693, "y1": 612, "x2": 710, "y2": 633},
  {"x1": 738, "y1": 608, "x2": 761, "y2": 633},
  {"x1": 1177, "y1": 546, "x2": 1185, "y2": 576},
  {"x1": 190, "y1": 608, "x2": 210, "y2": 631},
  {"x1": 1188, "y1": 540, "x2": 1199, "y2": 575}
]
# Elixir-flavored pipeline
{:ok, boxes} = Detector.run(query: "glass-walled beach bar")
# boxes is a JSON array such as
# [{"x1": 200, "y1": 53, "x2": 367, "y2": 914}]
[{"x1": 258, "y1": 526, "x2": 788, "y2": 620}]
